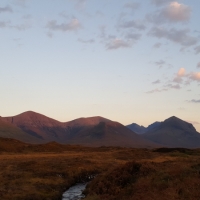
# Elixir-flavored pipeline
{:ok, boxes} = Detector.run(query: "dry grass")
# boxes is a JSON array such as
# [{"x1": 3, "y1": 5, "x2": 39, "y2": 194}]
[{"x1": 0, "y1": 141, "x2": 200, "y2": 200}]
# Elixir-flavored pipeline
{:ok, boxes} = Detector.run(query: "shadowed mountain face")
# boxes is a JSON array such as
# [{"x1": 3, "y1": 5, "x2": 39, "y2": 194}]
[
  {"x1": 67, "y1": 121, "x2": 158, "y2": 148},
  {"x1": 126, "y1": 123, "x2": 146, "y2": 134},
  {"x1": 143, "y1": 116, "x2": 200, "y2": 148},
  {"x1": 2, "y1": 111, "x2": 158, "y2": 148},
  {"x1": 127, "y1": 122, "x2": 161, "y2": 134}
]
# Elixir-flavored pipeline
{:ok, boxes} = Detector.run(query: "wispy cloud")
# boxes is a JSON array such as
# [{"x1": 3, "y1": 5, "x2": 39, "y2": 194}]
[
  {"x1": 197, "y1": 62, "x2": 200, "y2": 68},
  {"x1": 153, "y1": 42, "x2": 162, "y2": 48},
  {"x1": 125, "y1": 33, "x2": 141, "y2": 41},
  {"x1": 173, "y1": 67, "x2": 186, "y2": 83},
  {"x1": 13, "y1": 0, "x2": 29, "y2": 7},
  {"x1": 165, "y1": 83, "x2": 181, "y2": 89},
  {"x1": 155, "y1": 60, "x2": 165, "y2": 68},
  {"x1": 119, "y1": 20, "x2": 146, "y2": 31},
  {"x1": 194, "y1": 45, "x2": 200, "y2": 54},
  {"x1": 152, "y1": 79, "x2": 161, "y2": 84},
  {"x1": 0, "y1": 5, "x2": 13, "y2": 13},
  {"x1": 188, "y1": 72, "x2": 200, "y2": 82},
  {"x1": 78, "y1": 38, "x2": 95, "y2": 44},
  {"x1": 187, "y1": 120, "x2": 200, "y2": 125},
  {"x1": 46, "y1": 19, "x2": 82, "y2": 32},
  {"x1": 173, "y1": 68, "x2": 200, "y2": 84},
  {"x1": 12, "y1": 23, "x2": 32, "y2": 31},
  {"x1": 74, "y1": 0, "x2": 87, "y2": 10},
  {"x1": 187, "y1": 99, "x2": 200, "y2": 103},
  {"x1": 151, "y1": 0, "x2": 172, "y2": 6},
  {"x1": 106, "y1": 38, "x2": 130, "y2": 50},
  {"x1": 149, "y1": 27, "x2": 198, "y2": 47},
  {"x1": 124, "y1": 2, "x2": 140, "y2": 11},
  {"x1": 0, "y1": 21, "x2": 10, "y2": 28},
  {"x1": 146, "y1": 88, "x2": 168, "y2": 94}
]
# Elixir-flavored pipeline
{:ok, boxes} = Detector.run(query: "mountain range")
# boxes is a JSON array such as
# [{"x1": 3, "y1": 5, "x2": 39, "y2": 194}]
[{"x1": 1, "y1": 111, "x2": 200, "y2": 148}]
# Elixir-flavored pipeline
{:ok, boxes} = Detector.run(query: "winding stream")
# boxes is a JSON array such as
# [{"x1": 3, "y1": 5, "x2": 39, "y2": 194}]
[{"x1": 62, "y1": 183, "x2": 87, "y2": 200}]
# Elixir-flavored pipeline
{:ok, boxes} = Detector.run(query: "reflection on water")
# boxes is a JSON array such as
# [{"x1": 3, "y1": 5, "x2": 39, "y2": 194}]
[{"x1": 62, "y1": 183, "x2": 87, "y2": 200}]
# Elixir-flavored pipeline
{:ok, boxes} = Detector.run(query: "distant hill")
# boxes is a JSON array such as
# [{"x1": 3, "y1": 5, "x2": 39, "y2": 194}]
[
  {"x1": 66, "y1": 120, "x2": 158, "y2": 148},
  {"x1": 2, "y1": 111, "x2": 158, "y2": 148},
  {"x1": 3, "y1": 111, "x2": 69, "y2": 143},
  {"x1": 126, "y1": 121, "x2": 161, "y2": 134},
  {"x1": 126, "y1": 123, "x2": 146, "y2": 134},
  {"x1": 143, "y1": 116, "x2": 200, "y2": 148},
  {"x1": 0, "y1": 116, "x2": 42, "y2": 143}
]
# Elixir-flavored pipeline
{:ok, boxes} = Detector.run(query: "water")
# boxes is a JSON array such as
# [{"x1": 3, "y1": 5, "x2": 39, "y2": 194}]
[{"x1": 62, "y1": 183, "x2": 87, "y2": 200}]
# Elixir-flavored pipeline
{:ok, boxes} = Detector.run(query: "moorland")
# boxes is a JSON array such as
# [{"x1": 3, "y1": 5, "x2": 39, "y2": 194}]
[{"x1": 0, "y1": 138, "x2": 200, "y2": 200}]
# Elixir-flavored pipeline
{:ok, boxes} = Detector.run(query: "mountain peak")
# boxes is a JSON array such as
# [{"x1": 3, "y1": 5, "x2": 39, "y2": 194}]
[{"x1": 162, "y1": 116, "x2": 196, "y2": 132}]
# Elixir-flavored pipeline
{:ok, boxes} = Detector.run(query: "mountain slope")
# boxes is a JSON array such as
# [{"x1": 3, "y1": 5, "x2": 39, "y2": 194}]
[
  {"x1": 67, "y1": 121, "x2": 159, "y2": 148},
  {"x1": 2, "y1": 112, "x2": 158, "y2": 148},
  {"x1": 3, "y1": 111, "x2": 69, "y2": 143},
  {"x1": 0, "y1": 117, "x2": 42, "y2": 143},
  {"x1": 143, "y1": 116, "x2": 200, "y2": 148},
  {"x1": 126, "y1": 121, "x2": 161, "y2": 134},
  {"x1": 126, "y1": 123, "x2": 146, "y2": 134}
]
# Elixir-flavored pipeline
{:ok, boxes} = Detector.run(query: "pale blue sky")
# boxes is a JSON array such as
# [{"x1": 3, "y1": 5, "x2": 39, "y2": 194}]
[{"x1": 1, "y1": 0, "x2": 200, "y2": 131}]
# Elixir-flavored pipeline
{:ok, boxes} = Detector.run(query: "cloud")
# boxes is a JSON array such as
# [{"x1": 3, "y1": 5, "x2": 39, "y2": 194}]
[
  {"x1": 177, "y1": 68, "x2": 186, "y2": 76},
  {"x1": 152, "y1": 79, "x2": 161, "y2": 84},
  {"x1": 0, "y1": 5, "x2": 13, "y2": 13},
  {"x1": 74, "y1": 0, "x2": 87, "y2": 10},
  {"x1": 187, "y1": 99, "x2": 200, "y2": 103},
  {"x1": 162, "y1": 2, "x2": 191, "y2": 22},
  {"x1": 173, "y1": 68, "x2": 186, "y2": 83},
  {"x1": 149, "y1": 27, "x2": 198, "y2": 47},
  {"x1": 46, "y1": 19, "x2": 81, "y2": 32},
  {"x1": 146, "y1": 88, "x2": 168, "y2": 94},
  {"x1": 119, "y1": 20, "x2": 146, "y2": 31},
  {"x1": 155, "y1": 60, "x2": 165, "y2": 67},
  {"x1": 194, "y1": 45, "x2": 200, "y2": 54},
  {"x1": 47, "y1": 32, "x2": 53, "y2": 38},
  {"x1": 187, "y1": 120, "x2": 200, "y2": 125},
  {"x1": 106, "y1": 38, "x2": 130, "y2": 50},
  {"x1": 166, "y1": 83, "x2": 181, "y2": 89},
  {"x1": 151, "y1": 0, "x2": 172, "y2": 6},
  {"x1": 147, "y1": 2, "x2": 191, "y2": 25},
  {"x1": 124, "y1": 2, "x2": 140, "y2": 11},
  {"x1": 13, "y1": 0, "x2": 29, "y2": 7},
  {"x1": 172, "y1": 67, "x2": 200, "y2": 85},
  {"x1": 197, "y1": 62, "x2": 200, "y2": 68},
  {"x1": 188, "y1": 72, "x2": 200, "y2": 82},
  {"x1": 153, "y1": 42, "x2": 162, "y2": 48},
  {"x1": 12, "y1": 23, "x2": 31, "y2": 31},
  {"x1": 78, "y1": 38, "x2": 95, "y2": 44},
  {"x1": 125, "y1": 33, "x2": 141, "y2": 41},
  {"x1": 0, "y1": 21, "x2": 9, "y2": 28}
]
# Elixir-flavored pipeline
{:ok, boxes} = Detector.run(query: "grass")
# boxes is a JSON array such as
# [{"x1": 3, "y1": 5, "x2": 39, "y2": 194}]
[{"x1": 0, "y1": 139, "x2": 200, "y2": 199}]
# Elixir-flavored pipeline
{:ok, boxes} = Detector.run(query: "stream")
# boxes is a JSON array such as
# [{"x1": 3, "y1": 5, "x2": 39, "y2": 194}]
[{"x1": 62, "y1": 183, "x2": 87, "y2": 200}]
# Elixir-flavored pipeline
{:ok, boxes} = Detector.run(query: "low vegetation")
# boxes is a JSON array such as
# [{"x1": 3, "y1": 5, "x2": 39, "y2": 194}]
[{"x1": 0, "y1": 138, "x2": 200, "y2": 200}]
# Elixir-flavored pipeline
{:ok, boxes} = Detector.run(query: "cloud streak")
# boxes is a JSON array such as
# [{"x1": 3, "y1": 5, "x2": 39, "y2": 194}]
[
  {"x1": 151, "y1": 0, "x2": 172, "y2": 6},
  {"x1": 187, "y1": 99, "x2": 200, "y2": 103},
  {"x1": 149, "y1": 27, "x2": 198, "y2": 47},
  {"x1": 0, "y1": 6, "x2": 13, "y2": 13},
  {"x1": 119, "y1": 20, "x2": 146, "y2": 31},
  {"x1": 194, "y1": 45, "x2": 200, "y2": 54},
  {"x1": 46, "y1": 19, "x2": 81, "y2": 32},
  {"x1": 106, "y1": 38, "x2": 130, "y2": 50}
]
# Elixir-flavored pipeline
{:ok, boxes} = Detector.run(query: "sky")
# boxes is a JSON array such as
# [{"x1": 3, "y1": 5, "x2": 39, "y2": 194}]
[{"x1": 1, "y1": 0, "x2": 200, "y2": 131}]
